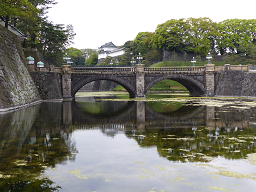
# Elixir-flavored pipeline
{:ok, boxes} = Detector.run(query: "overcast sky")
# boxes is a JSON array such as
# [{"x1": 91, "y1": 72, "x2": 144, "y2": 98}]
[{"x1": 47, "y1": 0, "x2": 256, "y2": 50}]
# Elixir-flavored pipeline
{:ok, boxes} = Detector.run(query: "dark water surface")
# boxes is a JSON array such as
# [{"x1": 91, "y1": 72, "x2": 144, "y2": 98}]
[{"x1": 1, "y1": 93, "x2": 256, "y2": 192}]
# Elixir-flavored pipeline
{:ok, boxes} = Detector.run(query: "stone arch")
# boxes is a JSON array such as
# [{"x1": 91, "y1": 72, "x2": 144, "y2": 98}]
[
  {"x1": 71, "y1": 74, "x2": 136, "y2": 98},
  {"x1": 145, "y1": 74, "x2": 205, "y2": 96}
]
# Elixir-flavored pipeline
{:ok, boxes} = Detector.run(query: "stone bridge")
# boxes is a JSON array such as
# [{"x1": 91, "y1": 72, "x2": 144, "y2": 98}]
[
  {"x1": 61, "y1": 64, "x2": 219, "y2": 100},
  {"x1": 32, "y1": 63, "x2": 251, "y2": 101}
]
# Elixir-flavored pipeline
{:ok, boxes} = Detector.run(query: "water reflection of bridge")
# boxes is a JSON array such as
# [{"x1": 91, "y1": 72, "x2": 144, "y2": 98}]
[{"x1": 63, "y1": 100, "x2": 252, "y2": 131}]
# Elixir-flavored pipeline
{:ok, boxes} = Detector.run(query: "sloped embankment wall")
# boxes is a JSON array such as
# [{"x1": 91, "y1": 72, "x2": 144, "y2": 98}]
[{"x1": 0, "y1": 25, "x2": 41, "y2": 111}]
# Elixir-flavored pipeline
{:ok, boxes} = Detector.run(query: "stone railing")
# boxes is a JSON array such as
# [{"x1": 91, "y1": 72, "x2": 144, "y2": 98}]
[
  {"x1": 36, "y1": 67, "x2": 50, "y2": 72},
  {"x1": 214, "y1": 66, "x2": 224, "y2": 71},
  {"x1": 222, "y1": 64, "x2": 249, "y2": 71},
  {"x1": 145, "y1": 66, "x2": 205, "y2": 72},
  {"x1": 30, "y1": 64, "x2": 252, "y2": 74},
  {"x1": 229, "y1": 65, "x2": 249, "y2": 71},
  {"x1": 54, "y1": 67, "x2": 62, "y2": 73},
  {"x1": 72, "y1": 67, "x2": 135, "y2": 73}
]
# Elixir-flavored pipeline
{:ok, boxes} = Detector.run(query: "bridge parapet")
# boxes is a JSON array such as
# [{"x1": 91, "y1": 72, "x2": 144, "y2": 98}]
[
  {"x1": 229, "y1": 65, "x2": 249, "y2": 71},
  {"x1": 145, "y1": 66, "x2": 205, "y2": 73},
  {"x1": 214, "y1": 64, "x2": 249, "y2": 72},
  {"x1": 72, "y1": 67, "x2": 135, "y2": 74}
]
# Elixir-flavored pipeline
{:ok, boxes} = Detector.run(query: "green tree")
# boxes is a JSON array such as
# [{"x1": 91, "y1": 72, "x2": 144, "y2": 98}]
[
  {"x1": 0, "y1": 0, "x2": 31, "y2": 28},
  {"x1": 142, "y1": 59, "x2": 150, "y2": 67},
  {"x1": 144, "y1": 49, "x2": 162, "y2": 63},
  {"x1": 85, "y1": 52, "x2": 98, "y2": 65},
  {"x1": 118, "y1": 49, "x2": 133, "y2": 66},
  {"x1": 134, "y1": 32, "x2": 154, "y2": 55},
  {"x1": 66, "y1": 47, "x2": 85, "y2": 66},
  {"x1": 195, "y1": 55, "x2": 201, "y2": 64},
  {"x1": 122, "y1": 40, "x2": 134, "y2": 49},
  {"x1": 185, "y1": 17, "x2": 219, "y2": 55},
  {"x1": 217, "y1": 19, "x2": 256, "y2": 54},
  {"x1": 39, "y1": 21, "x2": 75, "y2": 66},
  {"x1": 28, "y1": 0, "x2": 57, "y2": 7},
  {"x1": 18, "y1": 0, "x2": 57, "y2": 47},
  {"x1": 152, "y1": 18, "x2": 219, "y2": 56},
  {"x1": 247, "y1": 44, "x2": 256, "y2": 64},
  {"x1": 99, "y1": 56, "x2": 112, "y2": 66},
  {"x1": 152, "y1": 18, "x2": 188, "y2": 52},
  {"x1": 80, "y1": 48, "x2": 96, "y2": 59}
]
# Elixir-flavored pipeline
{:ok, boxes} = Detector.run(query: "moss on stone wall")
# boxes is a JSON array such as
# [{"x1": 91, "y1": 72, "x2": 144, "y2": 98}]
[{"x1": 0, "y1": 25, "x2": 41, "y2": 110}]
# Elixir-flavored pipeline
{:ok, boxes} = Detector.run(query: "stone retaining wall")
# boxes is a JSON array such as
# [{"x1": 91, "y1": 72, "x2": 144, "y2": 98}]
[
  {"x1": 215, "y1": 70, "x2": 256, "y2": 97},
  {"x1": 0, "y1": 25, "x2": 41, "y2": 111},
  {"x1": 30, "y1": 72, "x2": 62, "y2": 100}
]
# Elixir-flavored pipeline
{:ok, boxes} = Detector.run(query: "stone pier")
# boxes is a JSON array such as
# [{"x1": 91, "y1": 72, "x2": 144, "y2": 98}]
[{"x1": 205, "y1": 64, "x2": 215, "y2": 96}]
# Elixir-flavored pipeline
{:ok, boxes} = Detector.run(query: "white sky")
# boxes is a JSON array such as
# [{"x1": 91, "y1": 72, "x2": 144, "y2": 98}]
[{"x1": 47, "y1": 0, "x2": 256, "y2": 50}]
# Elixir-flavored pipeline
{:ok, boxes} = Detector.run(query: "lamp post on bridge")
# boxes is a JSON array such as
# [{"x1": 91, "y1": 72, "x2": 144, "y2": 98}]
[
  {"x1": 206, "y1": 52, "x2": 212, "y2": 64},
  {"x1": 115, "y1": 58, "x2": 119, "y2": 66},
  {"x1": 63, "y1": 53, "x2": 73, "y2": 65},
  {"x1": 130, "y1": 57, "x2": 136, "y2": 67},
  {"x1": 137, "y1": 53, "x2": 143, "y2": 64},
  {"x1": 191, "y1": 57, "x2": 196, "y2": 67}
]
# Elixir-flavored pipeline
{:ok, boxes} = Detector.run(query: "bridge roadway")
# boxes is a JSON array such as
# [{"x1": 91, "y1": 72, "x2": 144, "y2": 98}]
[{"x1": 57, "y1": 64, "x2": 250, "y2": 101}]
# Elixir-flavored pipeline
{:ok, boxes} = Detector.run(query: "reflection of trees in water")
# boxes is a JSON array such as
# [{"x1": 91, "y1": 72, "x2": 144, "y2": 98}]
[
  {"x1": 126, "y1": 126, "x2": 256, "y2": 163},
  {"x1": 124, "y1": 103, "x2": 256, "y2": 163},
  {"x1": 1, "y1": 178, "x2": 61, "y2": 191},
  {"x1": 71, "y1": 99, "x2": 256, "y2": 163},
  {"x1": 0, "y1": 103, "x2": 77, "y2": 191}
]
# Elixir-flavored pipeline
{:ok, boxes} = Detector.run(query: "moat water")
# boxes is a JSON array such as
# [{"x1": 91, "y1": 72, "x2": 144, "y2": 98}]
[{"x1": 1, "y1": 92, "x2": 256, "y2": 192}]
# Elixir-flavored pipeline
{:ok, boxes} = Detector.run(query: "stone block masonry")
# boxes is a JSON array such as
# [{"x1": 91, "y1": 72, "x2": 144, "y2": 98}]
[
  {"x1": 215, "y1": 69, "x2": 256, "y2": 97},
  {"x1": 0, "y1": 25, "x2": 41, "y2": 112},
  {"x1": 30, "y1": 72, "x2": 62, "y2": 100}
]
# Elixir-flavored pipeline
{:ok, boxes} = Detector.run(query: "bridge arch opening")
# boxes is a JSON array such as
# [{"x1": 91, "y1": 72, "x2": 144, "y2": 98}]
[
  {"x1": 145, "y1": 75, "x2": 205, "y2": 96},
  {"x1": 71, "y1": 76, "x2": 136, "y2": 98},
  {"x1": 148, "y1": 79, "x2": 188, "y2": 94}
]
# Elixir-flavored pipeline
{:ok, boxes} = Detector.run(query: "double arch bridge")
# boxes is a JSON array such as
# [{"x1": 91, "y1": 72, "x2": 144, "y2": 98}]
[{"x1": 60, "y1": 64, "x2": 249, "y2": 100}]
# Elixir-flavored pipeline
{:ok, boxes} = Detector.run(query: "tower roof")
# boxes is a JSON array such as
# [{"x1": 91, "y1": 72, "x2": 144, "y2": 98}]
[{"x1": 99, "y1": 42, "x2": 117, "y2": 49}]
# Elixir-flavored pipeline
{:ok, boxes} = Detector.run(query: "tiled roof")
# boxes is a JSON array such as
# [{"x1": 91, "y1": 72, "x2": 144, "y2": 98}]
[{"x1": 99, "y1": 42, "x2": 117, "y2": 49}]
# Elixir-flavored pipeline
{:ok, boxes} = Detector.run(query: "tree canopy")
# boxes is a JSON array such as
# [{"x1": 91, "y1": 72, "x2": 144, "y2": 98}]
[
  {"x1": 2, "y1": 2, "x2": 256, "y2": 67},
  {"x1": 0, "y1": 0, "x2": 77, "y2": 66},
  {"x1": 65, "y1": 47, "x2": 85, "y2": 66},
  {"x1": 217, "y1": 19, "x2": 256, "y2": 55},
  {"x1": 0, "y1": 0, "x2": 39, "y2": 28},
  {"x1": 152, "y1": 17, "x2": 219, "y2": 55}
]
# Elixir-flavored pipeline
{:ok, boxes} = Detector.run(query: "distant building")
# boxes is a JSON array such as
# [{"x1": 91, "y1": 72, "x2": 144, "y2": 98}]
[{"x1": 97, "y1": 42, "x2": 125, "y2": 59}]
